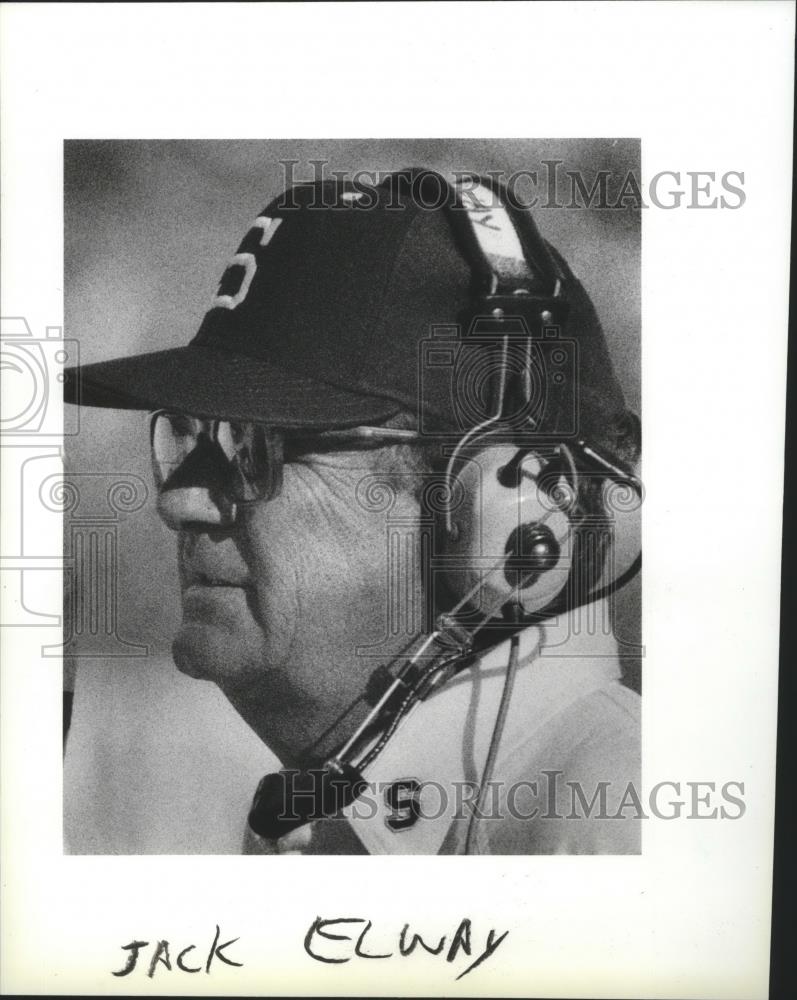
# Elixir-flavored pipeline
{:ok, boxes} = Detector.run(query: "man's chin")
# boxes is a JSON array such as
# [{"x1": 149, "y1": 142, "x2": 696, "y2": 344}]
[
  {"x1": 172, "y1": 586, "x2": 264, "y2": 682},
  {"x1": 171, "y1": 630, "x2": 211, "y2": 679},
  {"x1": 171, "y1": 620, "x2": 261, "y2": 684}
]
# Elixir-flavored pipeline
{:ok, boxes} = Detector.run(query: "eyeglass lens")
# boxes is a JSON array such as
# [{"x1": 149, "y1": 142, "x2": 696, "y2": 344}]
[{"x1": 151, "y1": 413, "x2": 283, "y2": 503}]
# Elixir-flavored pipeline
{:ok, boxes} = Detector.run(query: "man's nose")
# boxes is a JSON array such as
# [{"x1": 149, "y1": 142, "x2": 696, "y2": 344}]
[{"x1": 156, "y1": 436, "x2": 236, "y2": 530}]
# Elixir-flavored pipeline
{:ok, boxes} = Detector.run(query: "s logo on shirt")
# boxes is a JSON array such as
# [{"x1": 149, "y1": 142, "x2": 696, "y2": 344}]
[{"x1": 384, "y1": 778, "x2": 423, "y2": 832}]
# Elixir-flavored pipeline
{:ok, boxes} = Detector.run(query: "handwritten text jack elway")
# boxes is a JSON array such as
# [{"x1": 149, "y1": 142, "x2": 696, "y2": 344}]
[{"x1": 111, "y1": 917, "x2": 509, "y2": 981}]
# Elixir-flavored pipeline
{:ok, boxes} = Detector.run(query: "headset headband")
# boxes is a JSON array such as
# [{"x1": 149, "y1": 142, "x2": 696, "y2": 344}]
[
  {"x1": 388, "y1": 169, "x2": 567, "y2": 304},
  {"x1": 385, "y1": 169, "x2": 571, "y2": 429}
]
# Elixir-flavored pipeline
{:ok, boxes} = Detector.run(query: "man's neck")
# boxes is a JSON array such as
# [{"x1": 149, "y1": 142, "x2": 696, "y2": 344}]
[{"x1": 218, "y1": 641, "x2": 423, "y2": 770}]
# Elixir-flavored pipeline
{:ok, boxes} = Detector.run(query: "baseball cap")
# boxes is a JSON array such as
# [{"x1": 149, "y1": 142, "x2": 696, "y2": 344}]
[{"x1": 63, "y1": 170, "x2": 632, "y2": 451}]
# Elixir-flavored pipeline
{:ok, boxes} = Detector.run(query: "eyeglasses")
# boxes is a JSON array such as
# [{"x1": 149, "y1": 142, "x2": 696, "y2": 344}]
[{"x1": 149, "y1": 410, "x2": 424, "y2": 505}]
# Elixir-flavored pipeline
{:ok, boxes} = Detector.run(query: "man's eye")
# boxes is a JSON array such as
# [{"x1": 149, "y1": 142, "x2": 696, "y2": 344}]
[
  {"x1": 227, "y1": 421, "x2": 250, "y2": 445},
  {"x1": 216, "y1": 421, "x2": 251, "y2": 460},
  {"x1": 167, "y1": 413, "x2": 196, "y2": 438}
]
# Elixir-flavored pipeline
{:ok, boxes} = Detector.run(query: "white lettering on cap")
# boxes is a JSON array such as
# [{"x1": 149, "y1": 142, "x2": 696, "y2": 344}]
[
  {"x1": 210, "y1": 216, "x2": 282, "y2": 310},
  {"x1": 253, "y1": 215, "x2": 282, "y2": 246},
  {"x1": 211, "y1": 252, "x2": 257, "y2": 310}
]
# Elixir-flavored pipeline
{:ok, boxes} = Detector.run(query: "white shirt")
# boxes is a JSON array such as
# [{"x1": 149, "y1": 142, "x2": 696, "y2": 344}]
[{"x1": 244, "y1": 602, "x2": 641, "y2": 855}]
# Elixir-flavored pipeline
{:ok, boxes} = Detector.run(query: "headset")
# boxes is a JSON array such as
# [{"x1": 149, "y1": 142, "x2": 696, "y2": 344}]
[{"x1": 247, "y1": 170, "x2": 643, "y2": 843}]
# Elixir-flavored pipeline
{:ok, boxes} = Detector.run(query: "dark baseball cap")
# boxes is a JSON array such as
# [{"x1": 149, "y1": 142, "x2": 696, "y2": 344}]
[{"x1": 63, "y1": 170, "x2": 631, "y2": 450}]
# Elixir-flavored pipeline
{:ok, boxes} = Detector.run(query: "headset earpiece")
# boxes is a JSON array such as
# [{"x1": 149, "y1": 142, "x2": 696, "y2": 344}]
[
  {"x1": 441, "y1": 442, "x2": 574, "y2": 617},
  {"x1": 398, "y1": 168, "x2": 643, "y2": 621}
]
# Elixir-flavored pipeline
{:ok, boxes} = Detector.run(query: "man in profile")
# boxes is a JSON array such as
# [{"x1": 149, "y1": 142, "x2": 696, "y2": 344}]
[{"x1": 65, "y1": 168, "x2": 642, "y2": 854}]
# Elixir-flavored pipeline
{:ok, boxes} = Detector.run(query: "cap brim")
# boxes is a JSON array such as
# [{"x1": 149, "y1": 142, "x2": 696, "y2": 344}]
[{"x1": 63, "y1": 344, "x2": 402, "y2": 430}]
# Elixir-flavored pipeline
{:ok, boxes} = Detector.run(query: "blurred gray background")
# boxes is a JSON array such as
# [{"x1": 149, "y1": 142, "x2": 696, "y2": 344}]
[{"x1": 63, "y1": 139, "x2": 641, "y2": 687}]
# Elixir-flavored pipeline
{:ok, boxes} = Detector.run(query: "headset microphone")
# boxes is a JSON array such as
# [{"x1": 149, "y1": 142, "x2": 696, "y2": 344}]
[
  {"x1": 504, "y1": 522, "x2": 561, "y2": 589},
  {"x1": 249, "y1": 762, "x2": 366, "y2": 841}
]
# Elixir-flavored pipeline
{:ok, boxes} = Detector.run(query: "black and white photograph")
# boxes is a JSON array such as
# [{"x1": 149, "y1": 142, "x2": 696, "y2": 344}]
[
  {"x1": 62, "y1": 139, "x2": 643, "y2": 857},
  {"x1": 0, "y1": 3, "x2": 791, "y2": 997}
]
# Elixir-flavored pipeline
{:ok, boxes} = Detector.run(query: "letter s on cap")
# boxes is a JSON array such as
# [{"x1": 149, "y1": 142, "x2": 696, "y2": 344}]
[{"x1": 211, "y1": 216, "x2": 283, "y2": 310}]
